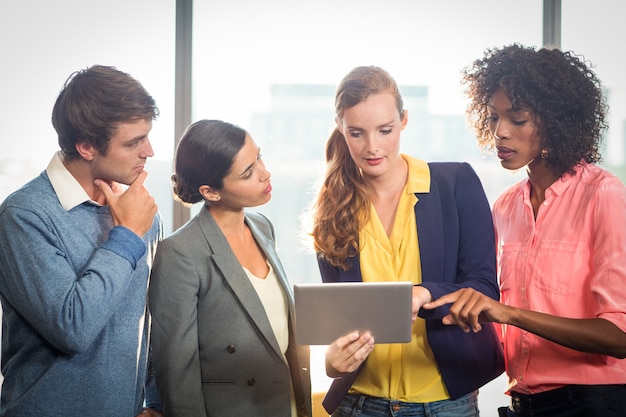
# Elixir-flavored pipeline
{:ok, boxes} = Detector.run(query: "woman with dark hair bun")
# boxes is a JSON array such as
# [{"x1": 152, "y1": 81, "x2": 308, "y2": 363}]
[{"x1": 149, "y1": 119, "x2": 312, "y2": 417}]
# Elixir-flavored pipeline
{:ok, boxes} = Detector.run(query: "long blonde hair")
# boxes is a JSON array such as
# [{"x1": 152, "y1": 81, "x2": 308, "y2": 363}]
[{"x1": 310, "y1": 66, "x2": 404, "y2": 270}]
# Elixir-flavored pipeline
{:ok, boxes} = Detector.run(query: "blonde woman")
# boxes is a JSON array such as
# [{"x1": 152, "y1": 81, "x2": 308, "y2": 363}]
[{"x1": 310, "y1": 66, "x2": 504, "y2": 417}]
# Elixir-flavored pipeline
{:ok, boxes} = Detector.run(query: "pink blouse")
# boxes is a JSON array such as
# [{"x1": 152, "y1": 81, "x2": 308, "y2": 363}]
[{"x1": 493, "y1": 162, "x2": 626, "y2": 395}]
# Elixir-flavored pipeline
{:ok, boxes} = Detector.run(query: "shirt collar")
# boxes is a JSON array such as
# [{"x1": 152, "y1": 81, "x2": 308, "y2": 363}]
[
  {"x1": 46, "y1": 151, "x2": 100, "y2": 211},
  {"x1": 549, "y1": 161, "x2": 587, "y2": 196},
  {"x1": 403, "y1": 154, "x2": 431, "y2": 194},
  {"x1": 521, "y1": 159, "x2": 587, "y2": 198}
]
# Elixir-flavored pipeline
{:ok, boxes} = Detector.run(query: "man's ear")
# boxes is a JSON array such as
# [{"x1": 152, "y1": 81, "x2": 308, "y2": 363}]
[
  {"x1": 199, "y1": 185, "x2": 221, "y2": 202},
  {"x1": 75, "y1": 142, "x2": 96, "y2": 161}
]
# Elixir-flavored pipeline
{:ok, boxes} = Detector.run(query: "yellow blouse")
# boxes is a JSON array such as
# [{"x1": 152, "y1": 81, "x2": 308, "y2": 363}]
[{"x1": 349, "y1": 155, "x2": 449, "y2": 402}]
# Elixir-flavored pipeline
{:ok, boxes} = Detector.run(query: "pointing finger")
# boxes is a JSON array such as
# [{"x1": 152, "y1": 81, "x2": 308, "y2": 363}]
[{"x1": 423, "y1": 292, "x2": 458, "y2": 309}]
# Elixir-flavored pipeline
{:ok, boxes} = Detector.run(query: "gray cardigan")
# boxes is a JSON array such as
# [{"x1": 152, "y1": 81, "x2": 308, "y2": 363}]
[{"x1": 149, "y1": 206, "x2": 312, "y2": 417}]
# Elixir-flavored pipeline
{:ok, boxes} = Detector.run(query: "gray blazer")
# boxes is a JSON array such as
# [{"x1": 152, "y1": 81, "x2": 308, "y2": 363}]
[{"x1": 149, "y1": 206, "x2": 312, "y2": 417}]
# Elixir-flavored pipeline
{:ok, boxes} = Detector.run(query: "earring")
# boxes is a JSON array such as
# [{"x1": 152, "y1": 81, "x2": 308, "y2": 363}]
[{"x1": 540, "y1": 149, "x2": 549, "y2": 159}]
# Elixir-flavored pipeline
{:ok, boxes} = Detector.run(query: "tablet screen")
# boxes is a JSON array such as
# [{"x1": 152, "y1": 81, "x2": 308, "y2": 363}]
[{"x1": 294, "y1": 281, "x2": 413, "y2": 345}]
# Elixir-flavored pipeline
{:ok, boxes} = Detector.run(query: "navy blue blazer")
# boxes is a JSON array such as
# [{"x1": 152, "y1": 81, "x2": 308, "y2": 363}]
[{"x1": 318, "y1": 162, "x2": 505, "y2": 414}]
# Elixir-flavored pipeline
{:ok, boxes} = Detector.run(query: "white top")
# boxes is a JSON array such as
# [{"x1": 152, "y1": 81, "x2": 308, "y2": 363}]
[{"x1": 243, "y1": 262, "x2": 296, "y2": 417}]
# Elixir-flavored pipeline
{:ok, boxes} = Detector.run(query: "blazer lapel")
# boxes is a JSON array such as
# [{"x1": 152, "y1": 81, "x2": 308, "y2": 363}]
[
  {"x1": 197, "y1": 208, "x2": 285, "y2": 360},
  {"x1": 414, "y1": 175, "x2": 445, "y2": 283},
  {"x1": 245, "y1": 214, "x2": 297, "y2": 352},
  {"x1": 247, "y1": 217, "x2": 294, "y2": 306}
]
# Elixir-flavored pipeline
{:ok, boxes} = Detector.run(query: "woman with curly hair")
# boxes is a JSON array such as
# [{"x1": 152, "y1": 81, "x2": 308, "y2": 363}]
[
  {"x1": 309, "y1": 66, "x2": 504, "y2": 417},
  {"x1": 425, "y1": 44, "x2": 626, "y2": 416}
]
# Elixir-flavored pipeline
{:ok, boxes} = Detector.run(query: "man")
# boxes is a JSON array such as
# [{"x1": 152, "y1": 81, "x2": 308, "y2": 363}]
[{"x1": 0, "y1": 65, "x2": 163, "y2": 417}]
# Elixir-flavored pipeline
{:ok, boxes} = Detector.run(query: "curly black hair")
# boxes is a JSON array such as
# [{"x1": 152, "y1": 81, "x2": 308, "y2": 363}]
[{"x1": 462, "y1": 43, "x2": 608, "y2": 178}]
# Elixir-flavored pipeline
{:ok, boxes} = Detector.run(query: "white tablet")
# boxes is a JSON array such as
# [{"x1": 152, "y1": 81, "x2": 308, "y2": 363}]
[{"x1": 293, "y1": 281, "x2": 413, "y2": 345}]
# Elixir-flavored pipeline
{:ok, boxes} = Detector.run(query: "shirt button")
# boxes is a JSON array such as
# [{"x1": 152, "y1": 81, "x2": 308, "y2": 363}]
[
  {"x1": 226, "y1": 345, "x2": 236, "y2": 353},
  {"x1": 247, "y1": 378, "x2": 256, "y2": 386}
]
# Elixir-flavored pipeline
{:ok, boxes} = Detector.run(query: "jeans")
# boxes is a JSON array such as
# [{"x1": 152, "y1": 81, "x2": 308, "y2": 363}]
[{"x1": 331, "y1": 391, "x2": 479, "y2": 417}]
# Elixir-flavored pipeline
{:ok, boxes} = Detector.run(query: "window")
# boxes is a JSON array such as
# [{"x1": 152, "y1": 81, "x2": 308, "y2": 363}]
[
  {"x1": 562, "y1": 0, "x2": 626, "y2": 180},
  {"x1": 5, "y1": 2, "x2": 622, "y2": 415},
  {"x1": 191, "y1": 0, "x2": 542, "y2": 286},
  {"x1": 0, "y1": 0, "x2": 176, "y2": 234},
  {"x1": 191, "y1": 1, "x2": 542, "y2": 413}
]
